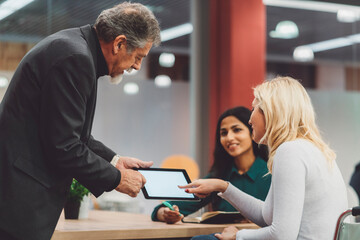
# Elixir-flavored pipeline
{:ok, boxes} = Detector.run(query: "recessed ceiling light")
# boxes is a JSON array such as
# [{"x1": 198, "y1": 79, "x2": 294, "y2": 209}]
[
  {"x1": 0, "y1": 76, "x2": 9, "y2": 88},
  {"x1": 269, "y1": 20, "x2": 299, "y2": 39},
  {"x1": 161, "y1": 23, "x2": 193, "y2": 42},
  {"x1": 154, "y1": 75, "x2": 171, "y2": 88},
  {"x1": 293, "y1": 46, "x2": 314, "y2": 62},
  {"x1": 123, "y1": 82, "x2": 139, "y2": 95},
  {"x1": 159, "y1": 53, "x2": 175, "y2": 68}
]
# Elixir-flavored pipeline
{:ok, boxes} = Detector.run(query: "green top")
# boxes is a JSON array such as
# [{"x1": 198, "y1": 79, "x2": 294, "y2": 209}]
[{"x1": 151, "y1": 157, "x2": 271, "y2": 221}]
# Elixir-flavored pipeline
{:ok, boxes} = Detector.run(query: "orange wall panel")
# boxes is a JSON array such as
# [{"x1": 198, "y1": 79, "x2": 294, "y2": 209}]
[{"x1": 208, "y1": 0, "x2": 266, "y2": 166}]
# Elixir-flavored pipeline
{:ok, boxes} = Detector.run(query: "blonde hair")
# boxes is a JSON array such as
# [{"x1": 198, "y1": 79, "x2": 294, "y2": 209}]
[{"x1": 253, "y1": 76, "x2": 335, "y2": 173}]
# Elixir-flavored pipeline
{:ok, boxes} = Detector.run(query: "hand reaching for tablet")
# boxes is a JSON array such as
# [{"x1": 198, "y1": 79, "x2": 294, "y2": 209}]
[
  {"x1": 178, "y1": 179, "x2": 229, "y2": 198},
  {"x1": 113, "y1": 156, "x2": 152, "y2": 197},
  {"x1": 115, "y1": 169, "x2": 146, "y2": 197},
  {"x1": 115, "y1": 156, "x2": 153, "y2": 170}
]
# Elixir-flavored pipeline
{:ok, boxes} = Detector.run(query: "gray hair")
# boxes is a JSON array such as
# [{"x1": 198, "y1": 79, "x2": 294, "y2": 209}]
[{"x1": 94, "y1": 2, "x2": 161, "y2": 52}]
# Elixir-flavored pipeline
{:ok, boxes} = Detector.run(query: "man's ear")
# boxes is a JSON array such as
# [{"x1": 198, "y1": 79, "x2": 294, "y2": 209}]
[{"x1": 113, "y1": 35, "x2": 127, "y2": 54}]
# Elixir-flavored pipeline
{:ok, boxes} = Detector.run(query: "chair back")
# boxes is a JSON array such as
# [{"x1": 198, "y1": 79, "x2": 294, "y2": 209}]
[{"x1": 334, "y1": 206, "x2": 360, "y2": 240}]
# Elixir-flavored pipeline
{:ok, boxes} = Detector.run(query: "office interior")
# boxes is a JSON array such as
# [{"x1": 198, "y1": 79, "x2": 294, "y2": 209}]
[{"x1": 1, "y1": 0, "x2": 360, "y2": 215}]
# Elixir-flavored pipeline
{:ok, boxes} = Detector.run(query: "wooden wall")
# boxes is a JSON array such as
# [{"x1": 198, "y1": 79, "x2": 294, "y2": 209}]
[{"x1": 0, "y1": 42, "x2": 35, "y2": 71}]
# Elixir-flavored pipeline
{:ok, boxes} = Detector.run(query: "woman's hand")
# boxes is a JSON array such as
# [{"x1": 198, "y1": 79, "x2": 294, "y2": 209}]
[
  {"x1": 178, "y1": 179, "x2": 229, "y2": 198},
  {"x1": 214, "y1": 226, "x2": 238, "y2": 240},
  {"x1": 157, "y1": 205, "x2": 183, "y2": 224}
]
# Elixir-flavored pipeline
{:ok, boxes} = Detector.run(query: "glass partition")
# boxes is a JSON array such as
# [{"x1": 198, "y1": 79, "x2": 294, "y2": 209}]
[
  {"x1": 1, "y1": 0, "x2": 360, "y2": 213},
  {"x1": 265, "y1": 0, "x2": 360, "y2": 188}
]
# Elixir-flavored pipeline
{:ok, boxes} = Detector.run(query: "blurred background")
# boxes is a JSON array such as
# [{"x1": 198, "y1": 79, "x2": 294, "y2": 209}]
[{"x1": 1, "y1": 0, "x2": 360, "y2": 214}]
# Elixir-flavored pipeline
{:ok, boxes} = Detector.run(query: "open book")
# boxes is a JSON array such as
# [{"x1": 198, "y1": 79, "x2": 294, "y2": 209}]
[{"x1": 182, "y1": 211, "x2": 245, "y2": 224}]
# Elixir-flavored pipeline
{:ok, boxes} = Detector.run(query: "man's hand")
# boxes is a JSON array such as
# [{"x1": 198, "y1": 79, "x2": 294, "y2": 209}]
[
  {"x1": 115, "y1": 156, "x2": 153, "y2": 170},
  {"x1": 214, "y1": 226, "x2": 238, "y2": 240},
  {"x1": 115, "y1": 169, "x2": 146, "y2": 197}
]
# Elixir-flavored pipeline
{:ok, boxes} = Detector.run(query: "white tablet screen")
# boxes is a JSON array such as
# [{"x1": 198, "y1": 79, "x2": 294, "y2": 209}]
[{"x1": 137, "y1": 168, "x2": 199, "y2": 200}]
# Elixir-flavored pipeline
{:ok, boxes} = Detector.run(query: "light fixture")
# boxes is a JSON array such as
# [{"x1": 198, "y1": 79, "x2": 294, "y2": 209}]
[
  {"x1": 269, "y1": 20, "x2": 299, "y2": 39},
  {"x1": 306, "y1": 38, "x2": 352, "y2": 52},
  {"x1": 293, "y1": 33, "x2": 360, "y2": 61},
  {"x1": 337, "y1": 9, "x2": 360, "y2": 23},
  {"x1": 293, "y1": 32, "x2": 360, "y2": 56},
  {"x1": 154, "y1": 75, "x2": 171, "y2": 88},
  {"x1": 159, "y1": 53, "x2": 175, "y2": 68},
  {"x1": 0, "y1": 76, "x2": 9, "y2": 88},
  {"x1": 263, "y1": 0, "x2": 360, "y2": 14},
  {"x1": 123, "y1": 82, "x2": 139, "y2": 95},
  {"x1": 293, "y1": 46, "x2": 314, "y2": 62},
  {"x1": 160, "y1": 23, "x2": 193, "y2": 42},
  {"x1": 0, "y1": 0, "x2": 34, "y2": 21}
]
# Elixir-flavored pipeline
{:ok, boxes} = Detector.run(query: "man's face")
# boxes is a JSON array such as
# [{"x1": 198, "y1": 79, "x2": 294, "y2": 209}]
[{"x1": 110, "y1": 41, "x2": 153, "y2": 83}]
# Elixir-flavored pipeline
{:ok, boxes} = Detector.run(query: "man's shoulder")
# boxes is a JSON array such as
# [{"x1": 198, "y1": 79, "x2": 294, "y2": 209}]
[
  {"x1": 34, "y1": 27, "x2": 94, "y2": 67},
  {"x1": 34, "y1": 26, "x2": 88, "y2": 55},
  {"x1": 50, "y1": 28, "x2": 88, "y2": 52}
]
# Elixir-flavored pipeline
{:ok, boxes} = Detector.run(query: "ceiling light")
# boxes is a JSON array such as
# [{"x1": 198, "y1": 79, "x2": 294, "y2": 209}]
[
  {"x1": 294, "y1": 33, "x2": 360, "y2": 56},
  {"x1": 269, "y1": 20, "x2": 299, "y2": 39},
  {"x1": 337, "y1": 9, "x2": 360, "y2": 23},
  {"x1": 144, "y1": 5, "x2": 164, "y2": 14},
  {"x1": 263, "y1": 0, "x2": 360, "y2": 13},
  {"x1": 154, "y1": 75, "x2": 171, "y2": 88},
  {"x1": 0, "y1": 0, "x2": 34, "y2": 21},
  {"x1": 347, "y1": 34, "x2": 360, "y2": 42},
  {"x1": 293, "y1": 46, "x2": 314, "y2": 62},
  {"x1": 123, "y1": 82, "x2": 139, "y2": 95},
  {"x1": 161, "y1": 23, "x2": 193, "y2": 42},
  {"x1": 0, "y1": 76, "x2": 9, "y2": 88},
  {"x1": 307, "y1": 38, "x2": 352, "y2": 52},
  {"x1": 159, "y1": 53, "x2": 175, "y2": 67}
]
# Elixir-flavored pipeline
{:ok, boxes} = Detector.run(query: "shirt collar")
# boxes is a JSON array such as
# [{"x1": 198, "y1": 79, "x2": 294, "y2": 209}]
[
  {"x1": 91, "y1": 26, "x2": 109, "y2": 78},
  {"x1": 230, "y1": 156, "x2": 266, "y2": 181}
]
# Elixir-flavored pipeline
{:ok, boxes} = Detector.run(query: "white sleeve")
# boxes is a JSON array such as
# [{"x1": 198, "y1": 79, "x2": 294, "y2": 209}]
[
  {"x1": 218, "y1": 184, "x2": 267, "y2": 227},
  {"x1": 224, "y1": 143, "x2": 306, "y2": 240}
]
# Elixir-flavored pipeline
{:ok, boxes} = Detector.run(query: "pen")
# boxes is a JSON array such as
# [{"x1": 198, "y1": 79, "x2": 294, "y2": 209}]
[
  {"x1": 163, "y1": 201, "x2": 174, "y2": 210},
  {"x1": 163, "y1": 201, "x2": 182, "y2": 216}
]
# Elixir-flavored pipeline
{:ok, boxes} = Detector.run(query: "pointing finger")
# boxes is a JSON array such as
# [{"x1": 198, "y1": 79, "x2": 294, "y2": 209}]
[{"x1": 178, "y1": 183, "x2": 194, "y2": 189}]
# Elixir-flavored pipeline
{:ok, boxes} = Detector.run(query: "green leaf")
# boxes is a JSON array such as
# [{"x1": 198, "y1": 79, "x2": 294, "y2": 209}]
[{"x1": 67, "y1": 179, "x2": 90, "y2": 203}]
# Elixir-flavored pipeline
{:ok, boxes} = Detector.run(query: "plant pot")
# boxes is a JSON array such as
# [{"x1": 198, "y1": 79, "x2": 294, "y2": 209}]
[
  {"x1": 64, "y1": 200, "x2": 81, "y2": 219},
  {"x1": 78, "y1": 195, "x2": 90, "y2": 219}
]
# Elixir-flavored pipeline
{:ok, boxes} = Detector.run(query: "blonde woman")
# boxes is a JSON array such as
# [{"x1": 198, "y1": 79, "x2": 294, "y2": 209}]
[{"x1": 180, "y1": 76, "x2": 348, "y2": 240}]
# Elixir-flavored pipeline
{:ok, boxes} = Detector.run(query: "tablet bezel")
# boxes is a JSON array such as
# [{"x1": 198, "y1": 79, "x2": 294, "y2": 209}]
[{"x1": 136, "y1": 168, "x2": 199, "y2": 201}]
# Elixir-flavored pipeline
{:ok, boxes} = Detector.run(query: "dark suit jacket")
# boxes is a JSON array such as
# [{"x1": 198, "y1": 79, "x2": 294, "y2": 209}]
[
  {"x1": 0, "y1": 25, "x2": 121, "y2": 240},
  {"x1": 350, "y1": 162, "x2": 360, "y2": 203}
]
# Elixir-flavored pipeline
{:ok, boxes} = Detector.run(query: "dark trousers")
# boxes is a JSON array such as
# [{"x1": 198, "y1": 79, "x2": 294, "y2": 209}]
[
  {"x1": 191, "y1": 233, "x2": 219, "y2": 240},
  {"x1": 0, "y1": 228, "x2": 18, "y2": 240}
]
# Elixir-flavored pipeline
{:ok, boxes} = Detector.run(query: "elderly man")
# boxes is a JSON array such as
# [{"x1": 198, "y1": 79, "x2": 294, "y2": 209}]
[{"x1": 0, "y1": 2, "x2": 160, "y2": 240}]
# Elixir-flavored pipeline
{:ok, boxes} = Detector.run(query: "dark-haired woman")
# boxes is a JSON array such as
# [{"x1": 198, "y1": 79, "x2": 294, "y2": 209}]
[{"x1": 151, "y1": 106, "x2": 271, "y2": 224}]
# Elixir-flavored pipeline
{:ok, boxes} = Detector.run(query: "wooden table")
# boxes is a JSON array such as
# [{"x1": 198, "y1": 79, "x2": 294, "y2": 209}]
[{"x1": 52, "y1": 210, "x2": 258, "y2": 240}]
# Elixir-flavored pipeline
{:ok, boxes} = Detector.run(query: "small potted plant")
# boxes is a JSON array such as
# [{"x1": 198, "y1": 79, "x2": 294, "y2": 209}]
[{"x1": 64, "y1": 179, "x2": 90, "y2": 219}]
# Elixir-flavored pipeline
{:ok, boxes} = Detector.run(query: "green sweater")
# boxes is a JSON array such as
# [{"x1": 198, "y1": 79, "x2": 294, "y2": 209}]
[{"x1": 151, "y1": 157, "x2": 271, "y2": 221}]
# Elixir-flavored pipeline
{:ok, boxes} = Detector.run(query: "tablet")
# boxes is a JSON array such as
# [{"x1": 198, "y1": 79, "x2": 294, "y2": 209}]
[{"x1": 136, "y1": 168, "x2": 199, "y2": 201}]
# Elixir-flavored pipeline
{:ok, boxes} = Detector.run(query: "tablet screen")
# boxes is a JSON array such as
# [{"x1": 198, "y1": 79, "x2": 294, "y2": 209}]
[{"x1": 137, "y1": 168, "x2": 199, "y2": 201}]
